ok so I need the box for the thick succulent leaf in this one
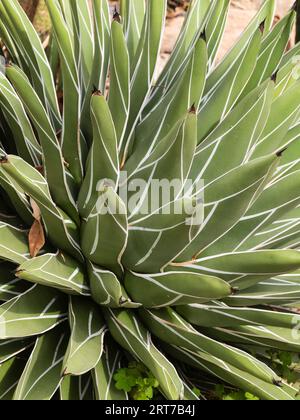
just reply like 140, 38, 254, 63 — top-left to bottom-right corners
14, 326, 68, 400
0, 156, 83, 261
179, 250, 300, 290
81, 188, 127, 278
148, 0, 210, 109
127, 112, 197, 218
204, 325, 300, 353
0, 6, 23, 68
122, 197, 201, 273
221, 170, 300, 253
78, 93, 120, 219
204, 0, 276, 95
62, 296, 106, 376
60, 374, 94, 401
0, 338, 32, 364
0, 0, 61, 126
0, 74, 41, 166
88, 263, 140, 309
0, 167, 33, 226
0, 284, 67, 339
135, 37, 207, 157
251, 81, 300, 158
178, 304, 300, 329
206, 0, 230, 69
177, 153, 280, 261
190, 80, 274, 184
17, 253, 90, 297
122, 0, 167, 161
81, 0, 110, 140
45, 0, 84, 184
0, 357, 26, 401
108, 18, 130, 151
104, 308, 184, 400
124, 271, 232, 308
197, 27, 262, 143
226, 273, 300, 307
120, 0, 145, 63
163, 344, 297, 401
69, 0, 94, 95
139, 307, 279, 385
93, 337, 128, 400
0, 222, 30, 264
274, 43, 300, 97
5, 65, 79, 223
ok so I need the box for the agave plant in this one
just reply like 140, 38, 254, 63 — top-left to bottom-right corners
0, 0, 300, 401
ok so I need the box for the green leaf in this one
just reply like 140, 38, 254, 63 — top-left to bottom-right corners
122, 0, 167, 161
184, 249, 300, 290
62, 296, 106, 376
197, 26, 262, 142
0, 0, 61, 127
45, 0, 84, 184
88, 263, 140, 309
109, 18, 130, 152
14, 326, 68, 400
104, 308, 184, 400
81, 188, 128, 278
125, 271, 232, 307
120, 0, 146, 64
78, 94, 120, 218
0, 222, 30, 264
17, 253, 90, 296
0, 357, 26, 400
60, 374, 94, 401
0, 285, 67, 339
93, 337, 128, 400
0, 74, 41, 166
0, 338, 32, 364
140, 307, 279, 385
5, 65, 79, 223
0, 156, 83, 261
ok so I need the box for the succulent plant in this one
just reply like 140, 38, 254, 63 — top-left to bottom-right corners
0, 0, 300, 401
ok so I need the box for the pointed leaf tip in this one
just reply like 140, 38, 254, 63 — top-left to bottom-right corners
231, 287, 240, 295
271, 70, 279, 82
189, 104, 197, 114
200, 30, 207, 42
276, 147, 288, 157
259, 19, 266, 33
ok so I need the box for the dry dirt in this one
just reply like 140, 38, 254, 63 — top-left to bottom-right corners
160, 0, 295, 70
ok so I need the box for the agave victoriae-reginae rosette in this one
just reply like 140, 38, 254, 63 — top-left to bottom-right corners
0, 0, 300, 401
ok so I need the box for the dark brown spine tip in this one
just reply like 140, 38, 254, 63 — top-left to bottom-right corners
200, 30, 207, 42
189, 104, 196, 114
259, 19, 266, 33
276, 147, 288, 157
271, 71, 278, 83
292, 1, 298, 12
92, 85, 102, 96
0, 155, 8, 164
273, 379, 283, 387
231, 287, 240, 295
113, 6, 121, 22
